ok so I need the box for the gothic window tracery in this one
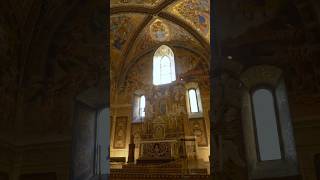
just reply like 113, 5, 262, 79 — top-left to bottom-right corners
153, 45, 176, 85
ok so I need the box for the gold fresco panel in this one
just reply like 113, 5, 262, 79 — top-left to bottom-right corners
113, 116, 128, 149
110, 13, 146, 52
128, 17, 198, 61
150, 19, 170, 42
189, 118, 208, 147
167, 0, 210, 42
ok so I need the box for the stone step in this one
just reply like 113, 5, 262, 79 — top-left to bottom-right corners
109, 173, 211, 180
111, 168, 208, 175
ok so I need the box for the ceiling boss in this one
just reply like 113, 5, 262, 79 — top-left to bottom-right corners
150, 19, 170, 42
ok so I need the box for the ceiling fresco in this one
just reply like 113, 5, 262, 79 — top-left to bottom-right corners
110, 0, 211, 87
127, 17, 198, 61
111, 0, 165, 7
167, 0, 210, 42
150, 19, 170, 42
110, 13, 146, 51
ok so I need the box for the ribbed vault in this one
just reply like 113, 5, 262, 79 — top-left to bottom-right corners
110, 0, 210, 87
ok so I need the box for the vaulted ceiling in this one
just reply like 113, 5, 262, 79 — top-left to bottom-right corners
110, 0, 210, 86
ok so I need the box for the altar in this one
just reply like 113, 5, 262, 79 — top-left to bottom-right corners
133, 84, 198, 164
137, 139, 178, 163
136, 136, 198, 164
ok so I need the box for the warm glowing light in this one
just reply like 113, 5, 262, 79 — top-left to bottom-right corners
153, 45, 176, 85
188, 89, 199, 113
139, 95, 145, 118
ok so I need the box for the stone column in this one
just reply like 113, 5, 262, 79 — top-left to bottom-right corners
210, 0, 224, 177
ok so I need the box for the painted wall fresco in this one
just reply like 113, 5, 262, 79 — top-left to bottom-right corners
167, 0, 210, 41
112, 47, 210, 153
189, 118, 208, 146
110, 14, 146, 92
123, 48, 206, 96
131, 123, 142, 145
113, 116, 129, 149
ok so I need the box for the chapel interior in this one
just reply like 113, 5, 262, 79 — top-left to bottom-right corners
0, 0, 320, 180
109, 0, 211, 178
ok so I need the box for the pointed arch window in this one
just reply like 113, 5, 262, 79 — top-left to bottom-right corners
153, 45, 176, 85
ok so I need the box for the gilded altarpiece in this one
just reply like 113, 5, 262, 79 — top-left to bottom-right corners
136, 83, 188, 161
141, 83, 187, 139
115, 47, 210, 161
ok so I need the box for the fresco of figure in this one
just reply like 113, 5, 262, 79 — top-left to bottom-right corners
146, 99, 154, 119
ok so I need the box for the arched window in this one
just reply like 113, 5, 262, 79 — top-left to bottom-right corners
241, 66, 299, 179
153, 45, 176, 85
185, 83, 203, 118
188, 89, 199, 113
252, 88, 282, 161
139, 95, 145, 118
133, 92, 146, 123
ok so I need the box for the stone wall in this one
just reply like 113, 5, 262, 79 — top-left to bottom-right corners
214, 0, 320, 179
0, 140, 70, 180
0, 0, 106, 179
